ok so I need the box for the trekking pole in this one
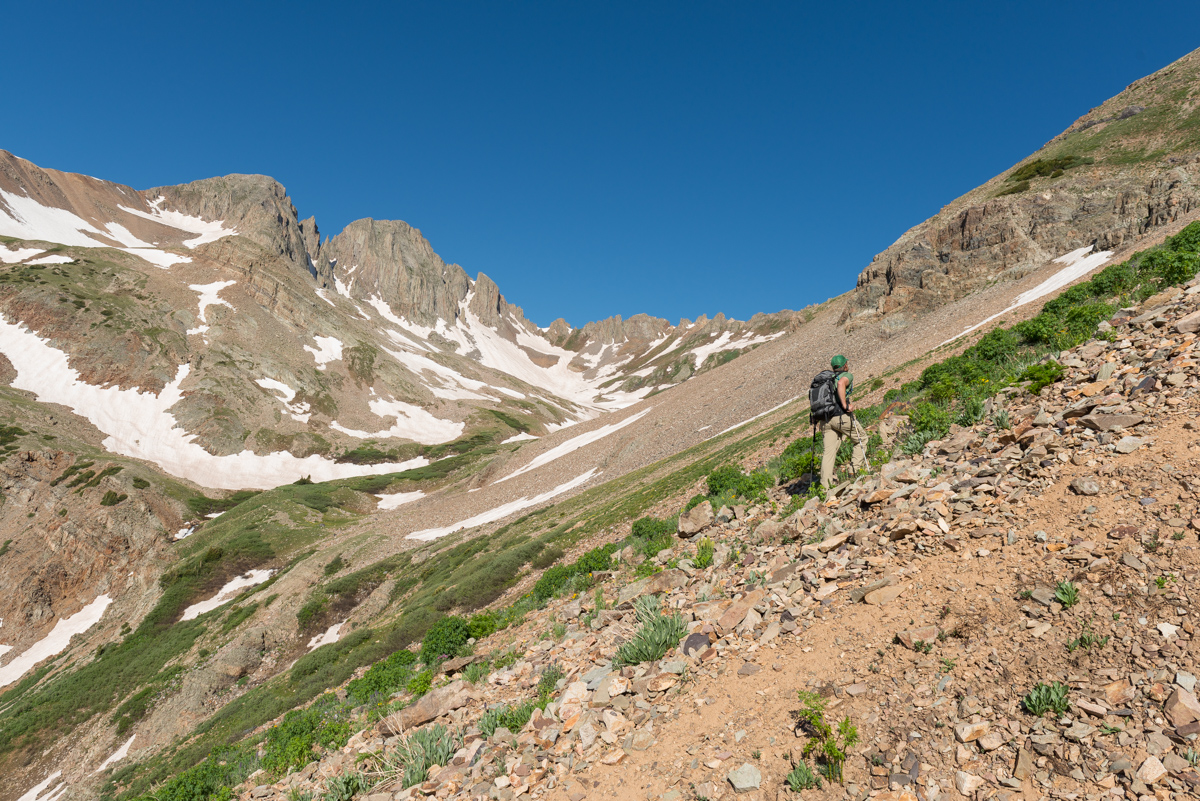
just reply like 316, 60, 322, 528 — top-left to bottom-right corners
810, 419, 817, 491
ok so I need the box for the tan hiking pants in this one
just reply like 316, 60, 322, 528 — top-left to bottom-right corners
821, 414, 866, 488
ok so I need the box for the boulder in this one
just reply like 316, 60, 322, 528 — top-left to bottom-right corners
1175, 308, 1200, 333
389, 680, 473, 731
1069, 477, 1101, 496
678, 502, 714, 535
727, 763, 761, 793
1165, 688, 1200, 726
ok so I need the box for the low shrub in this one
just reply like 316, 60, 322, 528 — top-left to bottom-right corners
420, 617, 470, 665
1023, 681, 1070, 717
612, 595, 687, 667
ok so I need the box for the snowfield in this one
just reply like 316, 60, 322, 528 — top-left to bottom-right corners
0, 188, 192, 267
687, 330, 784, 368
118, 197, 237, 248
0, 595, 112, 689
306, 622, 344, 651
93, 735, 136, 774
304, 335, 344, 369
375, 489, 425, 509
255, 377, 312, 422
0, 315, 433, 489
180, 570, 274, 621
331, 396, 464, 445
0, 244, 42, 263
942, 245, 1114, 346
496, 407, 651, 482
188, 280, 236, 337
17, 771, 65, 801
408, 469, 599, 541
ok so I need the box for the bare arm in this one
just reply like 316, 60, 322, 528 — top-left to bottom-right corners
837, 375, 850, 412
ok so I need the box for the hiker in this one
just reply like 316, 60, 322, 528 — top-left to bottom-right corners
809, 354, 866, 489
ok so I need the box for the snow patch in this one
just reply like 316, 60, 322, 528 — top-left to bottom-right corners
709, 398, 795, 439
315, 288, 336, 307
190, 281, 235, 323
118, 198, 237, 248
501, 432, 538, 444
0, 245, 42, 263
304, 336, 343, 369
94, 734, 136, 773
375, 489, 425, 510
17, 771, 63, 801
28, 254, 73, 265
306, 622, 345, 651
0, 189, 192, 268
0, 315, 432, 489
687, 330, 784, 368
330, 397, 464, 445
382, 344, 490, 400
408, 469, 598, 541
255, 377, 311, 422
496, 408, 650, 483
0, 595, 112, 688
180, 570, 274, 621
941, 245, 1114, 347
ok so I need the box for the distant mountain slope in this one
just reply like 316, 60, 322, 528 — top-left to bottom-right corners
844, 45, 1200, 336
0, 151, 793, 491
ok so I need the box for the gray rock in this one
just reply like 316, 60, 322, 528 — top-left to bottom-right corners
681, 632, 710, 658
1069, 477, 1101, 496
678, 502, 714, 535
727, 763, 762, 793
1115, 436, 1147, 454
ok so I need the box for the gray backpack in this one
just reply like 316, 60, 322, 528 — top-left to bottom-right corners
809, 370, 843, 423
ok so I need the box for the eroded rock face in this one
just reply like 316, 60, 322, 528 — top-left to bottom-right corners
842, 46, 1200, 338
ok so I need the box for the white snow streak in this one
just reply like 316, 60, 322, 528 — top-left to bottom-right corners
0, 189, 191, 267
118, 198, 237, 248
255, 377, 311, 422
496, 408, 650, 483
304, 336, 343, 369
383, 344, 491, 400
94, 735, 136, 773
188, 281, 236, 334
315, 288, 336, 307
306, 622, 345, 651
28, 254, 73, 265
16, 771, 63, 801
0, 595, 112, 688
941, 245, 1114, 347
501, 432, 538, 444
0, 244, 42, 263
709, 398, 795, 440
0, 315, 431, 489
408, 469, 598, 541
180, 570, 274, 621
330, 397, 464, 445
375, 489, 425, 510
687, 330, 784, 368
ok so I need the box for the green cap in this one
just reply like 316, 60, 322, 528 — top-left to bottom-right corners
831, 354, 847, 368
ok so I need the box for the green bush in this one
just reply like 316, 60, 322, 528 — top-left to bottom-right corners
100, 491, 127, 506
346, 649, 417, 705
420, 617, 470, 665
1018, 361, 1064, 394
1009, 155, 1092, 182
406, 669, 433, 697
532, 543, 618, 602
631, 515, 675, 559
705, 465, 773, 503
478, 700, 537, 738
260, 694, 354, 777
694, 537, 714, 569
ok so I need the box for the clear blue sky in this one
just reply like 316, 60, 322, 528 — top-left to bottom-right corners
5, 2, 1199, 328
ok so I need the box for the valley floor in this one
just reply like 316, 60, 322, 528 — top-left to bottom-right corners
203, 250, 1200, 801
